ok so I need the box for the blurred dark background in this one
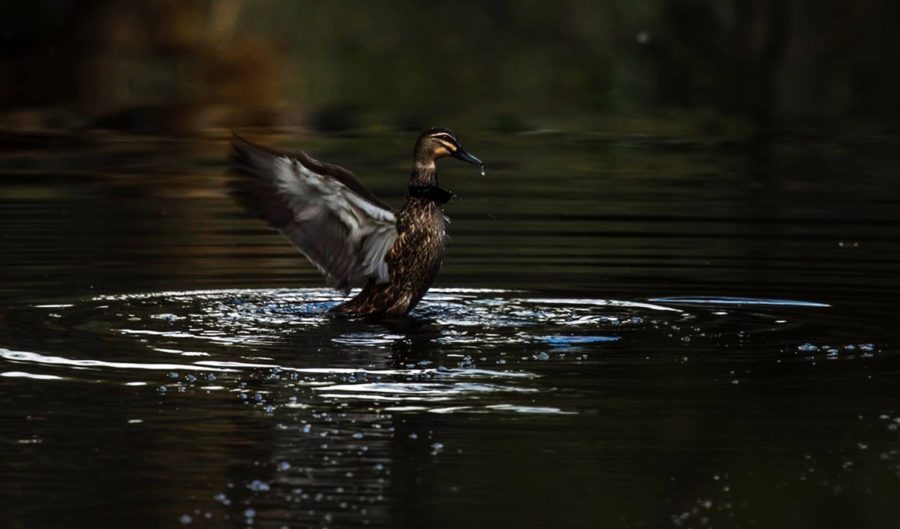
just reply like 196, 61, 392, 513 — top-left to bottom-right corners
2, 6, 900, 528
1, 0, 898, 138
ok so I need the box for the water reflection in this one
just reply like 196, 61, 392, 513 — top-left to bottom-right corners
4, 286, 900, 527
2, 288, 659, 414
2, 131, 900, 528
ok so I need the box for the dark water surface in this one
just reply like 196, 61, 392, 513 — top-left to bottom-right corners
2, 131, 900, 528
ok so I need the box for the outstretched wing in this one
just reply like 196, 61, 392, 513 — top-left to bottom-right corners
229, 136, 398, 292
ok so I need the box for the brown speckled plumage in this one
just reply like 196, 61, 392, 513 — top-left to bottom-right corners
229, 128, 482, 318
332, 197, 447, 316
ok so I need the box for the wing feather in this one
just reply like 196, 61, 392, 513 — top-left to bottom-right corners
229, 136, 398, 291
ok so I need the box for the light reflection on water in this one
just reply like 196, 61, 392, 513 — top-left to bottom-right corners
5, 286, 893, 419
2, 134, 900, 528
3, 285, 898, 528
3, 288, 657, 419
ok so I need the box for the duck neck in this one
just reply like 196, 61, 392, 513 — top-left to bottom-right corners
408, 159, 452, 204
410, 159, 438, 187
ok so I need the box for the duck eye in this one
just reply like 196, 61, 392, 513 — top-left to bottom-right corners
430, 133, 457, 149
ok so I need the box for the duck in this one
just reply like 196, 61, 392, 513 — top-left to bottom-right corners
229, 128, 483, 317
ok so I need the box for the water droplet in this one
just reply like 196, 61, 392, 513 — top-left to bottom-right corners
480, 165, 485, 177
247, 479, 270, 492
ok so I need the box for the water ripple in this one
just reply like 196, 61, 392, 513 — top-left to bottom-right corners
649, 296, 831, 308
0, 347, 237, 373
316, 382, 539, 396
1, 370, 64, 381
2, 286, 882, 421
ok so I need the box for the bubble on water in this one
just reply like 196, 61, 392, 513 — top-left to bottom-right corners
153, 313, 184, 321
541, 335, 620, 348
536, 352, 550, 361
178, 514, 193, 524
247, 480, 270, 492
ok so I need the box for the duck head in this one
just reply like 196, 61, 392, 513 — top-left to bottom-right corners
414, 127, 483, 168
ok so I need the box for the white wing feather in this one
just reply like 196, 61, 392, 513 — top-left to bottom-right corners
230, 139, 398, 291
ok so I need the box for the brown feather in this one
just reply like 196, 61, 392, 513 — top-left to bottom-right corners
229, 135, 398, 291
228, 128, 476, 317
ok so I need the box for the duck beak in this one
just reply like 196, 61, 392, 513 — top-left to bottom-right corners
452, 146, 483, 166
